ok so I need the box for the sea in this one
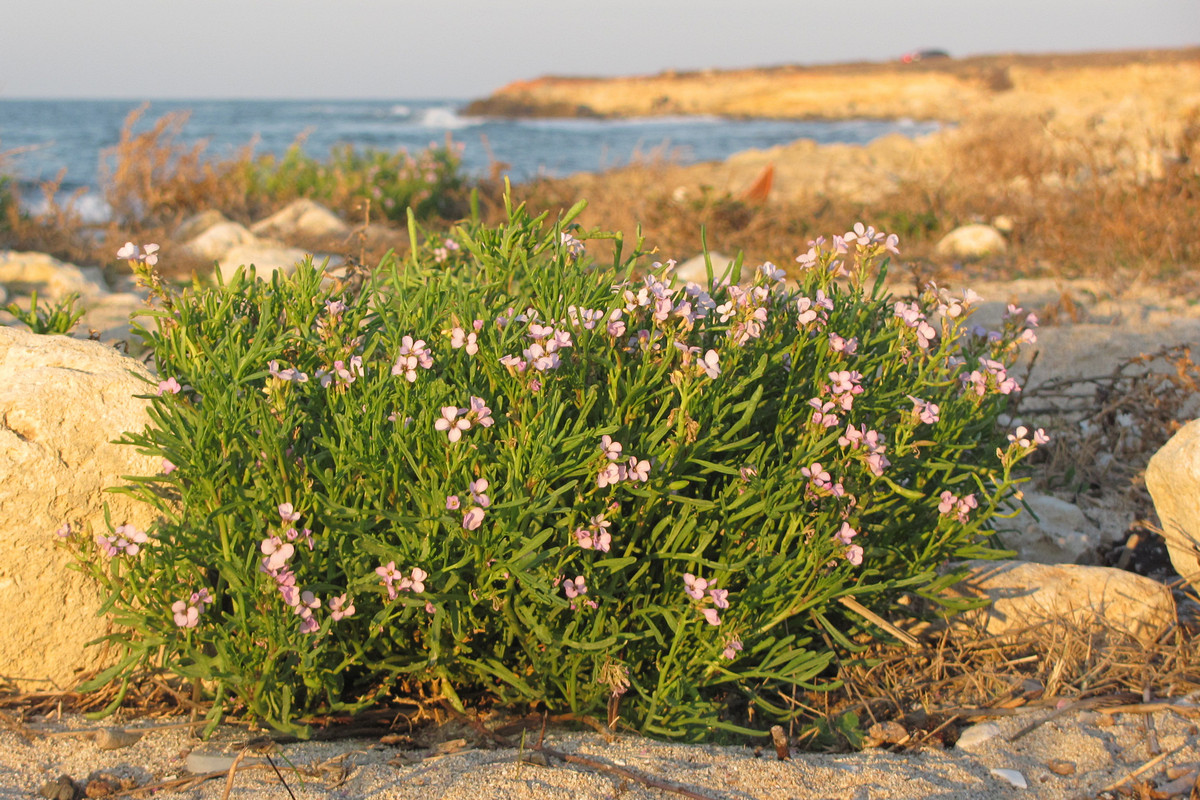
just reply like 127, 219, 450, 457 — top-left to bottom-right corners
0, 98, 941, 221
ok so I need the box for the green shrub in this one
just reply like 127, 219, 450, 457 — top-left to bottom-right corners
5, 290, 86, 335
71, 200, 1043, 740
241, 139, 467, 223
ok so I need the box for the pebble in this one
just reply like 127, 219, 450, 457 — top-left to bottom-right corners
1046, 759, 1077, 776
990, 768, 1028, 788
955, 721, 1002, 751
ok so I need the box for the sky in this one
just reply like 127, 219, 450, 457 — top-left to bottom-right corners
1, 0, 1196, 100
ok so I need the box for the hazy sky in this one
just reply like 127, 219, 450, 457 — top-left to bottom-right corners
2, 0, 1196, 99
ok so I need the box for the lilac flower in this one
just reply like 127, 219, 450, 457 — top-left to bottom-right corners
1008, 426, 1049, 448
328, 594, 355, 621
376, 561, 403, 600
162, 458, 177, 475
722, 638, 744, 660
845, 545, 864, 566
278, 502, 301, 523
626, 457, 651, 483
469, 478, 491, 508
700, 349, 721, 379
261, 535, 294, 572
683, 573, 709, 601
116, 242, 159, 266
435, 406, 471, 442
560, 231, 585, 259
809, 398, 839, 428
446, 494, 461, 511
709, 588, 730, 609
701, 608, 722, 626
156, 377, 182, 396
601, 435, 623, 461
828, 332, 858, 355
835, 522, 858, 545
597, 462, 625, 489
449, 327, 479, 355
563, 575, 588, 598
55, 523, 71, 539
463, 507, 485, 531
398, 567, 427, 593
172, 600, 200, 628
801, 462, 833, 492
392, 336, 434, 382
467, 396, 494, 428
908, 396, 940, 425
938, 490, 979, 523
759, 262, 786, 282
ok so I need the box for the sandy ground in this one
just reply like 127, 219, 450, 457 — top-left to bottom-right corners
3, 702, 1200, 800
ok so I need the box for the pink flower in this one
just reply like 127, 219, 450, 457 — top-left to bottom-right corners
172, 600, 200, 628
626, 457, 650, 483
845, 545, 864, 566
162, 458, 177, 475
435, 406, 471, 442
469, 478, 491, 508
722, 638, 744, 660
700, 349, 721, 379
329, 593, 355, 621
709, 588, 730, 609
683, 573, 708, 601
563, 575, 587, 598
601, 435, 623, 461
468, 396, 494, 427
908, 396, 940, 425
597, 462, 624, 489
156, 377, 182, 396
835, 522, 858, 545
463, 507, 485, 530
278, 502, 300, 523
445, 494, 461, 511
260, 536, 294, 572
701, 608, 722, 626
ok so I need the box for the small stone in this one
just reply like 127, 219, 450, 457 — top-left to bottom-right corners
955, 721, 1002, 751
1046, 759, 1077, 776
93, 727, 143, 750
38, 775, 78, 800
990, 768, 1028, 789
864, 721, 909, 747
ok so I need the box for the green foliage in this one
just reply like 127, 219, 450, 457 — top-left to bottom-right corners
241, 139, 467, 223
5, 290, 86, 335
69, 198, 1042, 741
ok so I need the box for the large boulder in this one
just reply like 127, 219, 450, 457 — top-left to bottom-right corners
181, 221, 263, 262
0, 327, 160, 691
933, 224, 1007, 261
216, 245, 312, 283
1145, 418, 1200, 589
0, 251, 109, 302
947, 560, 1175, 643
250, 199, 351, 240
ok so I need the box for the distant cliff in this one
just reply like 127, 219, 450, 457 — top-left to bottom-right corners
463, 48, 1200, 122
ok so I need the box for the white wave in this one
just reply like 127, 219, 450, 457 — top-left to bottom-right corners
21, 191, 112, 224
390, 104, 411, 117
419, 107, 480, 130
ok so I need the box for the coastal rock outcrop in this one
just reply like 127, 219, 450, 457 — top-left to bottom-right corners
250, 199, 352, 241
0, 327, 160, 691
0, 251, 108, 303
1145, 418, 1200, 590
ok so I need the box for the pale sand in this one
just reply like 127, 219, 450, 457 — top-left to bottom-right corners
3, 703, 1199, 800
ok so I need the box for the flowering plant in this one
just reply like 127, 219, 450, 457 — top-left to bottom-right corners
73, 200, 1042, 740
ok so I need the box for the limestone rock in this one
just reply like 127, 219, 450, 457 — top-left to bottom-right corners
251, 199, 351, 241
1145, 419, 1200, 589
933, 224, 1007, 261
172, 209, 230, 242
0, 251, 109, 302
947, 560, 1175, 643
181, 221, 263, 262
78, 293, 153, 348
0, 326, 161, 691
1003, 493, 1102, 564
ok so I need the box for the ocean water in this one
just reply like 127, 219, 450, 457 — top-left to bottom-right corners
0, 98, 940, 219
